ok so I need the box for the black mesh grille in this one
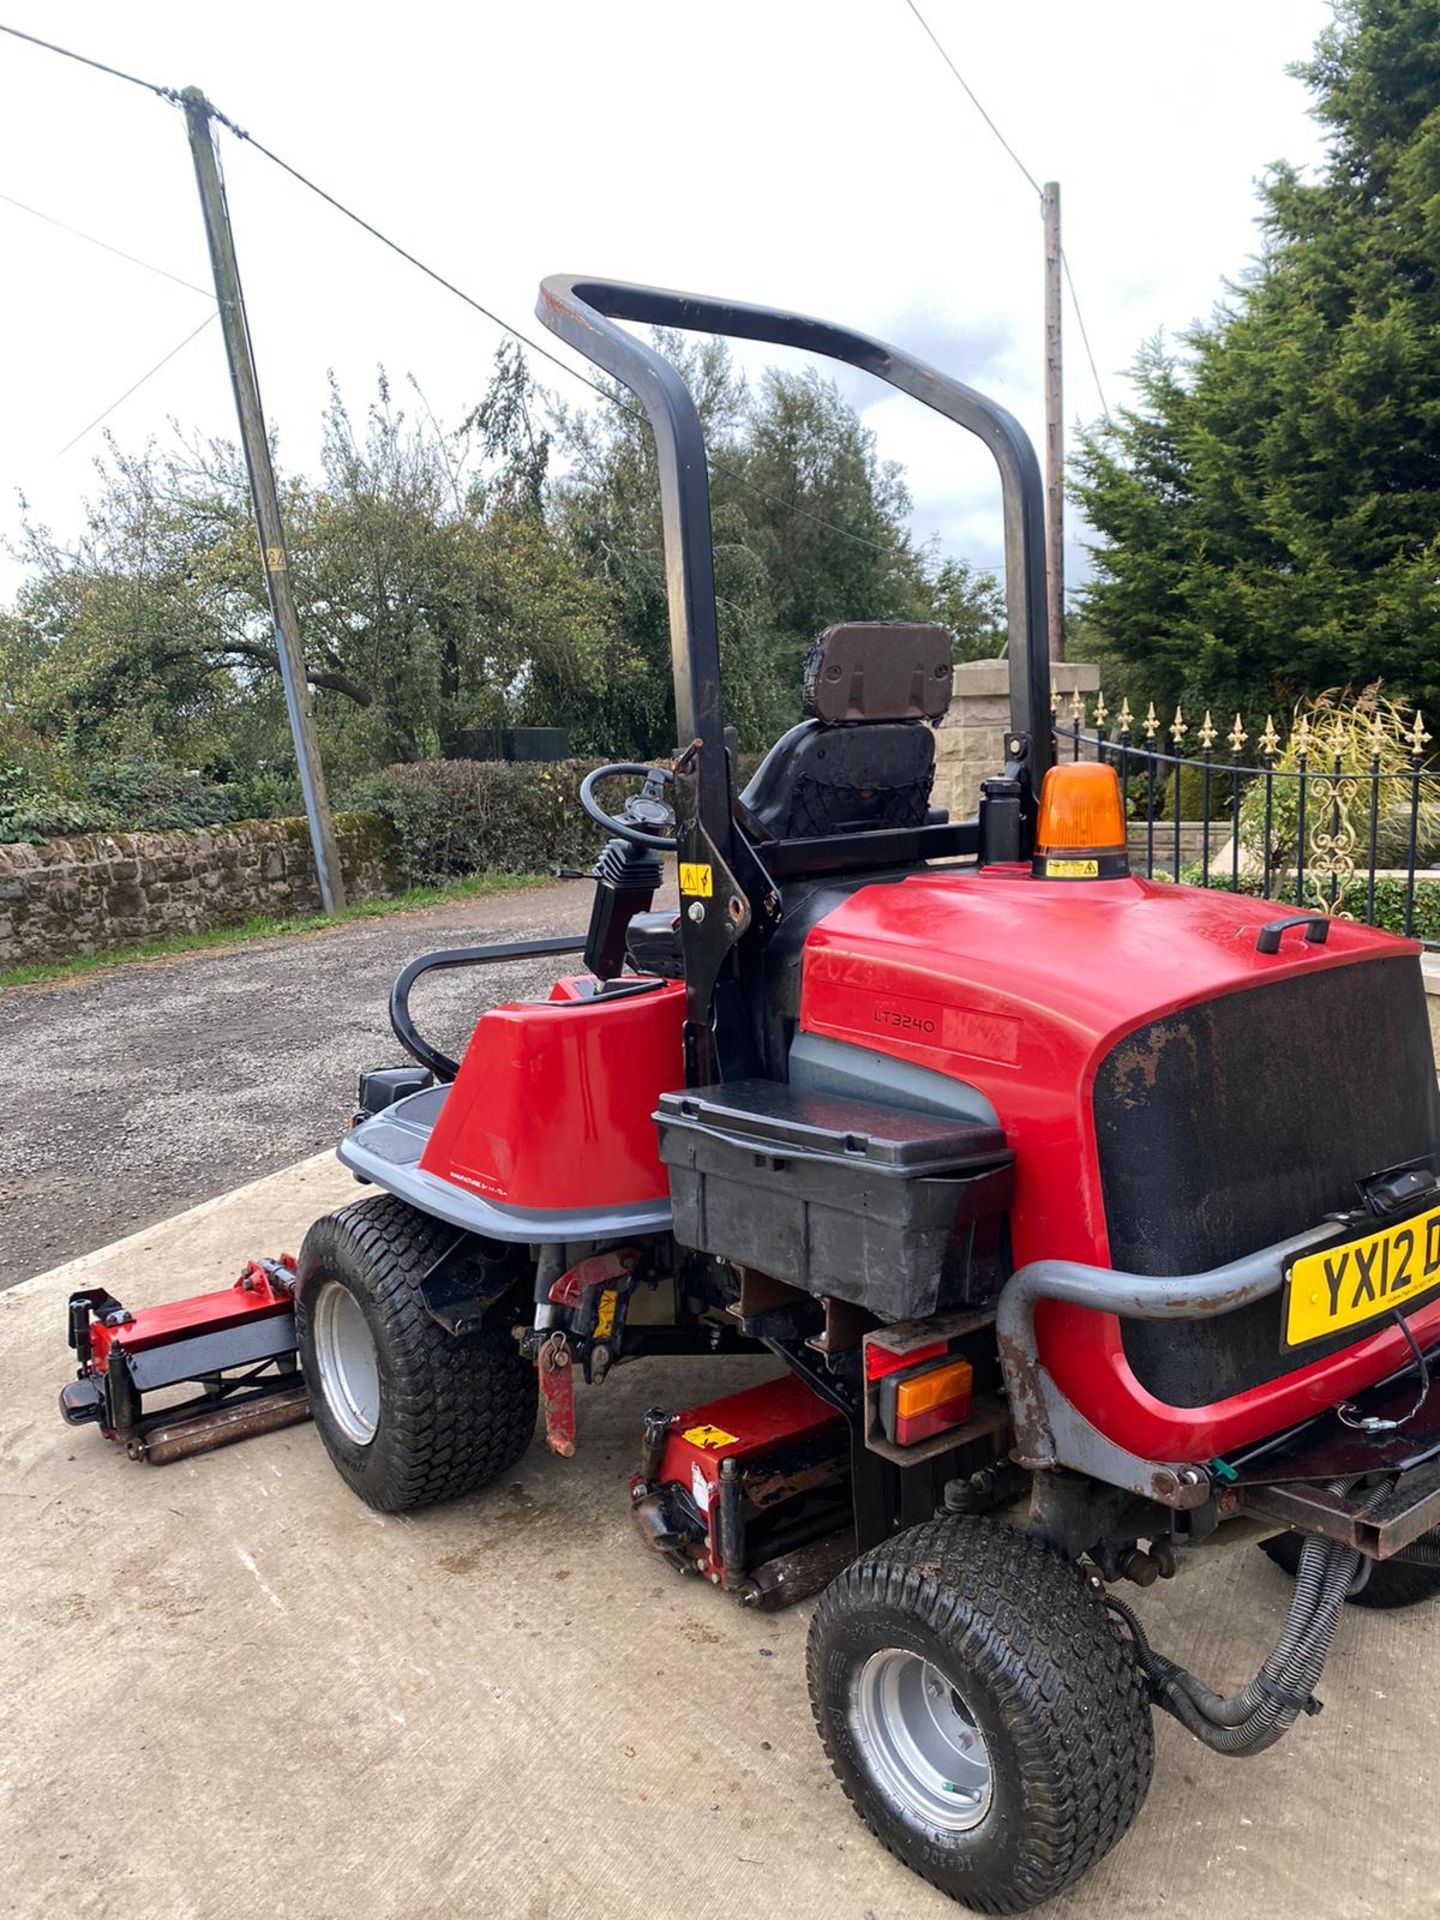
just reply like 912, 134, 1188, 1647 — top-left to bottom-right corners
1094, 956, 1440, 1407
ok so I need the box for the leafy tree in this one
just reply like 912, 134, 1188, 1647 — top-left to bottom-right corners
550, 332, 777, 753
1, 332, 1004, 811
553, 343, 1000, 753
0, 357, 618, 775
919, 555, 1006, 661
1074, 0, 1440, 721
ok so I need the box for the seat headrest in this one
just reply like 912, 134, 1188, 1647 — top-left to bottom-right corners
800, 623, 954, 724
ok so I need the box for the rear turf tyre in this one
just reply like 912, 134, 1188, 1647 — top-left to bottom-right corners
806, 1516, 1154, 1915
1260, 1528, 1440, 1609
296, 1196, 536, 1513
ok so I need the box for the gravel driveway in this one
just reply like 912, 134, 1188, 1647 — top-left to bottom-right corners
0, 877, 600, 1289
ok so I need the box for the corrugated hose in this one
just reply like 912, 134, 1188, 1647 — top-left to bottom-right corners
1106, 1475, 1395, 1757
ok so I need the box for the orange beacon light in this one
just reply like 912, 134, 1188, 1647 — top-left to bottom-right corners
1032, 761, 1130, 880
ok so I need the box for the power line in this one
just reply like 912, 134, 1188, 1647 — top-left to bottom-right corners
56, 309, 218, 456
0, 189, 212, 297
1060, 249, 1111, 420
900, 0, 1041, 200
898, 0, 1112, 420
0, 19, 176, 100
202, 102, 945, 565
203, 102, 635, 413
0, 24, 997, 571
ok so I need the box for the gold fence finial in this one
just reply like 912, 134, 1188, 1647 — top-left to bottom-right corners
1199, 710, 1218, 749
1118, 696, 1133, 732
1170, 703, 1188, 745
1143, 701, 1159, 739
1409, 709, 1432, 755
1228, 712, 1248, 754
1069, 687, 1086, 723
1260, 714, 1280, 756
1093, 690, 1109, 726
1294, 713, 1313, 757
1050, 683, 1060, 716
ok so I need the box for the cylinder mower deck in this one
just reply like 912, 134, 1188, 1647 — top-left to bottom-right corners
60, 1257, 310, 1465
630, 1372, 854, 1610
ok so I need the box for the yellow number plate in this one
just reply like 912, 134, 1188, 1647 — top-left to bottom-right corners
1283, 1203, 1440, 1348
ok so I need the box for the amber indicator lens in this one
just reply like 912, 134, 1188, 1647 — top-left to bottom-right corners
881, 1355, 974, 1447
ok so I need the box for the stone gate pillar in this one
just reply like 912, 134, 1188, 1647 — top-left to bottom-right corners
931, 658, 1101, 819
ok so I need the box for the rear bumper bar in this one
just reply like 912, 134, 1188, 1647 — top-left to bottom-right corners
995, 1224, 1341, 1509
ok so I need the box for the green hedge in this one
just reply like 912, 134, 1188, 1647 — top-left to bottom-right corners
0, 757, 262, 845
1176, 867, 1440, 942
350, 753, 771, 887
347, 759, 608, 885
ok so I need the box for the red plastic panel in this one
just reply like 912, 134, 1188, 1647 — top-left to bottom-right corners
800, 867, 1435, 1460
419, 979, 685, 1210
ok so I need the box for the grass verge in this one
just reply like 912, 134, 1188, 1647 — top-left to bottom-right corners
0, 870, 551, 994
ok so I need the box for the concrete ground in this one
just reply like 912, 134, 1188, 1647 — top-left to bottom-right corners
0, 875, 599, 1290
4, 1155, 1436, 1919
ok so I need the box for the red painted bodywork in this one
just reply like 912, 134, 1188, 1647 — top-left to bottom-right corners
800, 868, 1440, 1463
419, 978, 685, 1209
90, 1258, 295, 1372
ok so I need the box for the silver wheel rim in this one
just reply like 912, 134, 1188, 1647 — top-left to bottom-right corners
851, 1649, 993, 1833
311, 1281, 381, 1445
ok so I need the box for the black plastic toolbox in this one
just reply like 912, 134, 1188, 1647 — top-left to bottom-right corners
654, 1079, 1014, 1321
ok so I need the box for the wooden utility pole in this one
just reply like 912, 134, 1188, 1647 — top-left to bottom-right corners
1042, 180, 1064, 663
181, 88, 345, 912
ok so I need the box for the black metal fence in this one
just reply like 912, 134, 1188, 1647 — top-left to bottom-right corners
1052, 691, 1439, 949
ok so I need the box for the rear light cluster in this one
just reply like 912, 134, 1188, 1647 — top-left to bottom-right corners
868, 1340, 975, 1448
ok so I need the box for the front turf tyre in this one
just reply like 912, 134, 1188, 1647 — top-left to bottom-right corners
807, 1516, 1154, 1915
296, 1196, 536, 1513
1260, 1528, 1440, 1609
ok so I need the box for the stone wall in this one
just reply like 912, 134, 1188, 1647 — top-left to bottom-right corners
932, 658, 1101, 819
0, 812, 400, 965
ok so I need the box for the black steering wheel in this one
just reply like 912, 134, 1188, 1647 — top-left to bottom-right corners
579, 762, 677, 851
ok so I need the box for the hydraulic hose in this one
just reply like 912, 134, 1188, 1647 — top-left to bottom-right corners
1108, 1476, 1393, 1758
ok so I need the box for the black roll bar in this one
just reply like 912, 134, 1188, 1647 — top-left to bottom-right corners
536, 275, 1054, 860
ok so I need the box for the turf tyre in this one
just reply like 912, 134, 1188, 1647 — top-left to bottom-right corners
806, 1515, 1154, 1915
297, 1195, 536, 1512
1260, 1528, 1440, 1608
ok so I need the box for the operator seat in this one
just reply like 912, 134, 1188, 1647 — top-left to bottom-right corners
623, 623, 954, 980
738, 623, 954, 841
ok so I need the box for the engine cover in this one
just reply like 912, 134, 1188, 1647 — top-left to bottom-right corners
799, 868, 1440, 1460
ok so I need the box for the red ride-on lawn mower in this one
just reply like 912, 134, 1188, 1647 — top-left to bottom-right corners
294, 279, 1440, 1913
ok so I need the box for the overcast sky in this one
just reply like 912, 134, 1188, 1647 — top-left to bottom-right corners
0, 1, 1332, 608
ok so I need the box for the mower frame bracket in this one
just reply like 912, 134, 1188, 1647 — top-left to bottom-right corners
1239, 1457, 1440, 1559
